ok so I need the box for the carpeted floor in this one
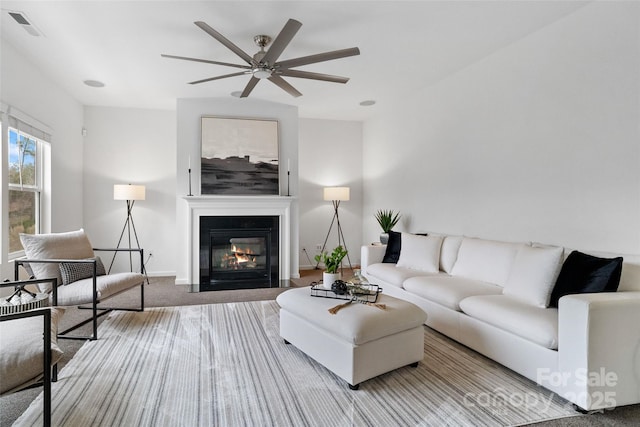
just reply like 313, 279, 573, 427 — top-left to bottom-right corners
2, 273, 639, 426
12, 301, 577, 426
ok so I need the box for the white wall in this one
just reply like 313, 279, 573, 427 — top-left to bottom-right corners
363, 2, 640, 255
299, 118, 363, 269
175, 97, 299, 283
82, 106, 176, 275
0, 40, 84, 279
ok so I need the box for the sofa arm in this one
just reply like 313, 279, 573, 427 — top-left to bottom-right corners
360, 244, 387, 276
556, 291, 640, 410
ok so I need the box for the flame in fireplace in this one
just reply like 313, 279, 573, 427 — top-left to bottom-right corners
230, 244, 257, 267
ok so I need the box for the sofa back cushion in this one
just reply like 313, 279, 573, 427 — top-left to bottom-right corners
440, 235, 463, 273
450, 237, 521, 286
396, 233, 443, 273
503, 245, 564, 308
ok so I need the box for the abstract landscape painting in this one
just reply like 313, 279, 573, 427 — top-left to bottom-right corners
201, 116, 279, 195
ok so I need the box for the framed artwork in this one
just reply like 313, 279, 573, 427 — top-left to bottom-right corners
201, 116, 279, 195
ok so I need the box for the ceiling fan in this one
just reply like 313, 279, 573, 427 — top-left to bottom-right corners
162, 19, 360, 98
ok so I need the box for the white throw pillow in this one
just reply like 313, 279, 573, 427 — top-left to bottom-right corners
450, 238, 521, 286
503, 245, 564, 308
396, 233, 443, 273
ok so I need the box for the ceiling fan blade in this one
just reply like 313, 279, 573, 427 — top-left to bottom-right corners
278, 69, 349, 84
267, 75, 302, 98
188, 71, 249, 85
276, 47, 360, 69
261, 19, 302, 66
240, 77, 260, 98
194, 21, 254, 65
161, 54, 250, 70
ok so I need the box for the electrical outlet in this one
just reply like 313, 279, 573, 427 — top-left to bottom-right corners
315, 244, 322, 251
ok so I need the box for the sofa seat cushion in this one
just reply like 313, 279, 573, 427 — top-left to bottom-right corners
56, 272, 144, 306
365, 263, 437, 288
459, 295, 559, 350
403, 275, 502, 311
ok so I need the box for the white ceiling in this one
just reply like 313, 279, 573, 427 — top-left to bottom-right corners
0, 1, 589, 121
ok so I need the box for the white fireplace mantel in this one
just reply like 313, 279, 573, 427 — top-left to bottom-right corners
180, 195, 295, 285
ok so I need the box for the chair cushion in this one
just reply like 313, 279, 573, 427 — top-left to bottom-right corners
365, 263, 437, 288
0, 308, 65, 395
56, 272, 144, 306
20, 229, 94, 291
459, 295, 559, 350
403, 275, 502, 311
503, 245, 564, 308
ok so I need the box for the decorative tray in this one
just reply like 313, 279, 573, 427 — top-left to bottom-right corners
310, 282, 382, 303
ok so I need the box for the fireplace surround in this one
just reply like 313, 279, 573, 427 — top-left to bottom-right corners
181, 195, 294, 288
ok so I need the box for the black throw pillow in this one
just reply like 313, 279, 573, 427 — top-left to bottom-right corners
382, 231, 402, 263
549, 250, 623, 307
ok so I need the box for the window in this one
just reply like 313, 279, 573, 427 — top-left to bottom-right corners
8, 128, 42, 254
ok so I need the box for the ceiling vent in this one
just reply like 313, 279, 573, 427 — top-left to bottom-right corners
8, 11, 41, 36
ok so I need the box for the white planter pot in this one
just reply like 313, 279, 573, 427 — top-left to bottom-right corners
322, 272, 340, 290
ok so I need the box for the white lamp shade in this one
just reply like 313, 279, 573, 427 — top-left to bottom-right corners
323, 187, 350, 201
114, 184, 146, 201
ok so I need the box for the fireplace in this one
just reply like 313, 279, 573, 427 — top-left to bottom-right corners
179, 195, 296, 287
199, 216, 279, 291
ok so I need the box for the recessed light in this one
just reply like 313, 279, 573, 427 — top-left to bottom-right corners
231, 91, 242, 97
360, 100, 376, 106
84, 80, 105, 88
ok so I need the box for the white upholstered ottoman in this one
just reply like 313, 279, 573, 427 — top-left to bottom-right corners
276, 287, 427, 389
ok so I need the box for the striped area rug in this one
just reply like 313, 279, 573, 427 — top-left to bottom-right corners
16, 301, 579, 426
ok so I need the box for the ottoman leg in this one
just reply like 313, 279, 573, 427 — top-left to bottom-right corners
348, 383, 360, 390
284, 339, 290, 344
410, 362, 419, 368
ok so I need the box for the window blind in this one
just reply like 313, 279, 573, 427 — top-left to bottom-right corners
2, 104, 52, 142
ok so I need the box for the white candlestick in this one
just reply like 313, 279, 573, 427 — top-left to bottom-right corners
189, 155, 191, 169
287, 158, 290, 172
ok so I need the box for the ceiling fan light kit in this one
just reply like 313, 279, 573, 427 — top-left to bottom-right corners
162, 19, 360, 98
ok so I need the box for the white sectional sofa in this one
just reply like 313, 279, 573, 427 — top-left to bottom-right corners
361, 233, 640, 411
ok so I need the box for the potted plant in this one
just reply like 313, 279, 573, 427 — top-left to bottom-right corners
375, 209, 401, 244
315, 246, 348, 289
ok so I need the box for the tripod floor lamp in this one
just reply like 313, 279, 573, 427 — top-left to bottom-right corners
111, 184, 148, 283
315, 186, 353, 271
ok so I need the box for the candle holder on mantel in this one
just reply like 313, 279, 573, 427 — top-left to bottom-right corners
287, 170, 290, 196
187, 168, 193, 196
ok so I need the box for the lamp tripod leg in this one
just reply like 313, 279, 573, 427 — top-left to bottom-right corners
315, 211, 338, 269
334, 202, 352, 273
127, 211, 149, 284
109, 214, 130, 274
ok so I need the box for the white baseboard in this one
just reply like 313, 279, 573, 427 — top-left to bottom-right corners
146, 271, 176, 278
